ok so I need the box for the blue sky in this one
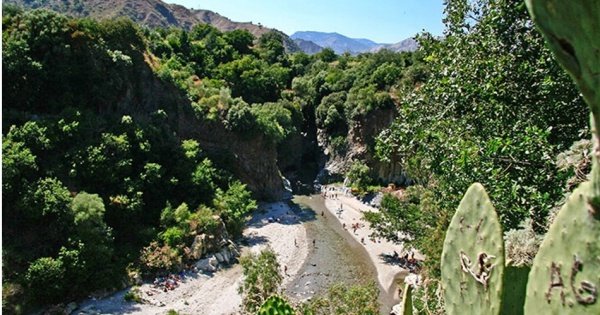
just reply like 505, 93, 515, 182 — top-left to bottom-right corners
166, 1, 445, 44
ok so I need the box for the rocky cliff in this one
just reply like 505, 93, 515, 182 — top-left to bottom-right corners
318, 107, 407, 185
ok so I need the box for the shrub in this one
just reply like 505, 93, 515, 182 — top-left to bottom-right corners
239, 248, 282, 313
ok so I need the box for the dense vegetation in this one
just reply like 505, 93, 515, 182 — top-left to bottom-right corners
364, 0, 587, 312
2, 0, 589, 313
2, 4, 424, 312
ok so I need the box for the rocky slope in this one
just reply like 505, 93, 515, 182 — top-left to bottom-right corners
317, 106, 407, 185
293, 38, 324, 55
291, 31, 377, 54
5, 0, 301, 52
370, 38, 419, 53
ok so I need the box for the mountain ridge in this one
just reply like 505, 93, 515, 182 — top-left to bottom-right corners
4, 0, 302, 52
291, 30, 418, 54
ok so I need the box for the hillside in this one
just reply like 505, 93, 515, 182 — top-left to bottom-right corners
4, 0, 301, 52
293, 38, 323, 55
371, 38, 419, 53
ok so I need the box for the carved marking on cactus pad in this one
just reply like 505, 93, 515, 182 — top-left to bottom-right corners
459, 251, 496, 290
586, 196, 600, 219
546, 256, 598, 306
570, 255, 598, 305
475, 218, 484, 233
546, 262, 566, 305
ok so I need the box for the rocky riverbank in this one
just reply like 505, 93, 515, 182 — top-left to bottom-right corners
74, 201, 309, 315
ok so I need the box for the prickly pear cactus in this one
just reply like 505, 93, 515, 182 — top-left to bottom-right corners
441, 183, 505, 315
500, 266, 530, 315
524, 2, 600, 314
524, 182, 600, 314
258, 295, 295, 315
525, 0, 600, 117
401, 283, 413, 315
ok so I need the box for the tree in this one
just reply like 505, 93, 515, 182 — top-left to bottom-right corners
371, 0, 587, 281
25, 257, 65, 305
315, 47, 337, 63
213, 181, 257, 238
70, 192, 114, 286
346, 161, 372, 193
239, 248, 282, 313
300, 282, 380, 315
224, 29, 255, 56
257, 31, 286, 64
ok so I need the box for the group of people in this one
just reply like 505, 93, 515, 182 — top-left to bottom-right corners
391, 250, 421, 272
321, 185, 351, 200
152, 273, 185, 293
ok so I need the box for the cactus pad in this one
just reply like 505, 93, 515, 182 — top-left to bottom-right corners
524, 182, 600, 314
500, 266, 530, 315
258, 295, 295, 315
401, 283, 413, 315
441, 183, 505, 315
525, 0, 600, 125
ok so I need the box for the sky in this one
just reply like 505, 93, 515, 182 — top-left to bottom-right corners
166, 1, 445, 44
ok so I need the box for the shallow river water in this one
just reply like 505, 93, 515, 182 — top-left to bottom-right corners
286, 195, 395, 314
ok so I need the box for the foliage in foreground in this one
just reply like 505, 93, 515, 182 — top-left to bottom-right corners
368, 0, 587, 282
299, 282, 379, 315
239, 248, 283, 314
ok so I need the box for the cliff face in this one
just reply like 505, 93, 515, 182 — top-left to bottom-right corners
95, 54, 285, 200
318, 107, 407, 184
178, 117, 285, 201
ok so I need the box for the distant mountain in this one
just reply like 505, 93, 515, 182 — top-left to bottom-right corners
4, 0, 301, 52
354, 38, 380, 48
290, 31, 375, 54
293, 39, 323, 55
291, 31, 418, 55
371, 38, 419, 53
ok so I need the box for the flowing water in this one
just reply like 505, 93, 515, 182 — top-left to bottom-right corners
286, 195, 395, 314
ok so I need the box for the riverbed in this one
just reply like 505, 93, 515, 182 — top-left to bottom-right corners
73, 195, 399, 314
287, 195, 397, 314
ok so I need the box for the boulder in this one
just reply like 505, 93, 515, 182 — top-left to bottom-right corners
222, 248, 230, 264
208, 256, 219, 269
195, 257, 217, 272
190, 234, 206, 259
65, 302, 78, 314
215, 252, 225, 264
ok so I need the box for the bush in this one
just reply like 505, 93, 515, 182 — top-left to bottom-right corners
25, 257, 65, 305
300, 282, 379, 315
504, 219, 543, 267
124, 286, 142, 303
140, 242, 182, 274
239, 248, 282, 313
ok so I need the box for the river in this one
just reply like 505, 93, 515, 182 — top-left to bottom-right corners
286, 195, 396, 314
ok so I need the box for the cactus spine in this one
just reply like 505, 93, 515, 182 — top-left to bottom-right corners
441, 183, 505, 315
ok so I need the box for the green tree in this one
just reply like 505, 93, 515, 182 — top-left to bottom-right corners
301, 282, 380, 315
70, 192, 114, 286
213, 181, 257, 238
315, 47, 337, 63
239, 248, 282, 313
24, 257, 65, 305
346, 161, 372, 193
